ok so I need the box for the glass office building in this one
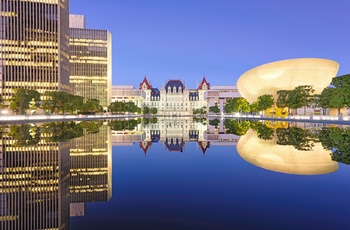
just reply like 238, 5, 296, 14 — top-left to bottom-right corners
0, 0, 70, 100
69, 14, 112, 108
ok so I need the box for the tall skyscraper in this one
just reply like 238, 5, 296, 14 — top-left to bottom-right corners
69, 14, 112, 109
0, 0, 70, 101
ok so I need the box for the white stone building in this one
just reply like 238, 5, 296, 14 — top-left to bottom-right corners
111, 76, 241, 115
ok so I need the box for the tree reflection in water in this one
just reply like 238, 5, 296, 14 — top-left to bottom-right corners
224, 119, 350, 165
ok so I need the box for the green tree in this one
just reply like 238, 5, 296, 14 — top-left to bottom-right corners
276, 90, 291, 113
0, 95, 6, 109
68, 95, 84, 114
209, 118, 220, 127
143, 106, 150, 115
150, 117, 158, 123
143, 117, 150, 125
150, 107, 158, 115
249, 102, 259, 114
108, 101, 124, 114
10, 88, 40, 114
8, 124, 41, 146
276, 127, 315, 151
43, 91, 84, 114
42, 91, 68, 114
79, 120, 104, 134
293, 85, 315, 115
288, 89, 304, 111
257, 94, 274, 113
225, 98, 249, 113
318, 75, 350, 115
81, 98, 103, 114
318, 87, 345, 114
193, 106, 206, 115
224, 119, 250, 136
250, 121, 274, 140
317, 127, 350, 165
108, 119, 141, 131
41, 121, 84, 142
209, 106, 220, 114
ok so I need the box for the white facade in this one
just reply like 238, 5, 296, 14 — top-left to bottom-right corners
111, 85, 145, 108
205, 86, 241, 113
111, 77, 241, 114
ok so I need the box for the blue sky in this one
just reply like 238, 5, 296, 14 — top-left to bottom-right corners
70, 0, 349, 89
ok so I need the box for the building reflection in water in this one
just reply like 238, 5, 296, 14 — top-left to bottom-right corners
69, 123, 112, 217
112, 118, 340, 176
0, 121, 112, 229
0, 118, 344, 228
236, 128, 339, 175
0, 124, 71, 229
112, 117, 241, 154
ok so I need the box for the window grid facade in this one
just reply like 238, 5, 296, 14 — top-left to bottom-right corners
0, 0, 70, 100
0, 136, 70, 229
69, 28, 112, 108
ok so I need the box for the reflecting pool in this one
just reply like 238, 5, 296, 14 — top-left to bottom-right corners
0, 118, 350, 229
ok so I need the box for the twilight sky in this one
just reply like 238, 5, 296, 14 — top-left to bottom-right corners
70, 0, 350, 89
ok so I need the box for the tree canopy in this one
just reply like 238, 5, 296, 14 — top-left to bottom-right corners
257, 94, 274, 112
10, 88, 41, 114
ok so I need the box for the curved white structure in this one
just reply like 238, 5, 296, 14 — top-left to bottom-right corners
236, 58, 339, 103
236, 129, 338, 175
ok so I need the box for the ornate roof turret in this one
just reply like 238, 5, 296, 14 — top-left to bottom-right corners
198, 76, 210, 90
198, 141, 210, 154
139, 75, 151, 90
165, 138, 185, 152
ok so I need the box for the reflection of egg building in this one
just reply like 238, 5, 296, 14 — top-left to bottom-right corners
237, 58, 339, 104
236, 129, 338, 175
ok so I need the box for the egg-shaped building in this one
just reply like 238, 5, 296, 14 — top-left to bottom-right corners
236, 129, 338, 175
236, 58, 339, 103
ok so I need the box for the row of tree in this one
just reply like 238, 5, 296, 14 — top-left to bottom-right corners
108, 101, 141, 114
7, 120, 104, 146
224, 74, 350, 115
222, 119, 350, 165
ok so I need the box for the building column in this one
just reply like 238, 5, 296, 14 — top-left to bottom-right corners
219, 99, 224, 113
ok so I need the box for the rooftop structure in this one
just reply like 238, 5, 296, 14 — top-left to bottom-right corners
237, 58, 339, 103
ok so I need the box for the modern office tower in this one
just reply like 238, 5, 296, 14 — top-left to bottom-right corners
69, 123, 112, 206
0, 0, 70, 101
0, 125, 71, 229
69, 14, 112, 109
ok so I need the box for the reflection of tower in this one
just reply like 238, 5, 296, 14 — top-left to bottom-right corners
164, 138, 185, 152
198, 141, 210, 154
139, 141, 152, 155
0, 128, 71, 229
69, 124, 112, 216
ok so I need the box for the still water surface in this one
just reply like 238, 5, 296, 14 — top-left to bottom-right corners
1, 118, 350, 229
